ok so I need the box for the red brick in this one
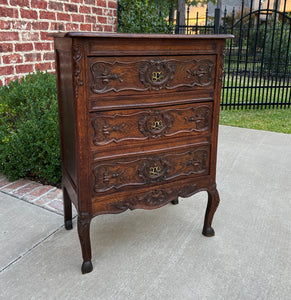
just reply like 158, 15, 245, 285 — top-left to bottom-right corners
49, 1, 63, 11
40, 31, 54, 41
13, 182, 42, 197
22, 32, 39, 41
0, 43, 13, 53
92, 7, 102, 15
0, 20, 11, 30
35, 42, 51, 51
97, 0, 106, 7
85, 15, 96, 23
32, 21, 49, 30
12, 20, 31, 30
43, 51, 54, 61
10, 0, 29, 6
103, 8, 114, 16
35, 62, 52, 71
0, 177, 12, 188
5, 76, 20, 85
104, 25, 114, 32
16, 64, 34, 74
0, 32, 19, 41
15, 43, 33, 52
92, 24, 104, 31
108, 0, 117, 9
79, 5, 90, 14
84, 0, 95, 4
64, 4, 78, 12
46, 199, 64, 213
3, 54, 23, 64
0, 7, 19, 18
57, 12, 70, 21
70, 0, 83, 3
1, 179, 31, 193
97, 16, 107, 24
71, 14, 84, 22
31, 0, 47, 9
80, 24, 91, 31
24, 53, 42, 62
66, 23, 79, 31
22, 185, 55, 201
50, 22, 65, 31
0, 0, 8, 4
39, 11, 56, 20
20, 9, 38, 20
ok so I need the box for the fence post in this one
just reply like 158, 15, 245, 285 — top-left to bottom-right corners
214, 7, 221, 34
175, 11, 180, 34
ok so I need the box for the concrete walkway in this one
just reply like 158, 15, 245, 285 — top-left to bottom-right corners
0, 125, 291, 300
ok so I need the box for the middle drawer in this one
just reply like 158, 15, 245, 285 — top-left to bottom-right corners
89, 102, 213, 155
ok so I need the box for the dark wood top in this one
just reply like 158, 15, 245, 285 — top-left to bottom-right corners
49, 32, 233, 39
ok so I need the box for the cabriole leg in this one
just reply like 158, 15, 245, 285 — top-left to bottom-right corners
202, 185, 220, 237
77, 216, 93, 274
63, 187, 73, 230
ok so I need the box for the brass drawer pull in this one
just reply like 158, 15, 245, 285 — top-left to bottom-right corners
151, 120, 164, 131
149, 166, 162, 177
152, 71, 164, 82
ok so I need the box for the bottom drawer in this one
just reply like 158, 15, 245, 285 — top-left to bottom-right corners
91, 144, 210, 194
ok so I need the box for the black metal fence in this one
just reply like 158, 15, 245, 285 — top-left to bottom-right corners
176, 0, 291, 109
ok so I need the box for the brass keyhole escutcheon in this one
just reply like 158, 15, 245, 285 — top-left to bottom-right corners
152, 71, 164, 82
149, 166, 162, 177
151, 120, 163, 131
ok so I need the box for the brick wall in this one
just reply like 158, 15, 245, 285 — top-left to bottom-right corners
0, 0, 117, 86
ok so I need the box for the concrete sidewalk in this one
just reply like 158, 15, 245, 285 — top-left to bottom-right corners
0, 125, 291, 299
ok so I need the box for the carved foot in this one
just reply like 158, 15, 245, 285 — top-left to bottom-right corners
202, 226, 215, 237
81, 260, 93, 274
77, 216, 92, 274
203, 185, 220, 237
171, 199, 179, 205
65, 219, 73, 230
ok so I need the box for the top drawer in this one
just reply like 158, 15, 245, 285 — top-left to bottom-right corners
87, 55, 216, 106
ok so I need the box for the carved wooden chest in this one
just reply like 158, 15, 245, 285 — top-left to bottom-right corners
53, 33, 230, 274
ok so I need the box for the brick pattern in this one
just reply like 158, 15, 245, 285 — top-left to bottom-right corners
0, 174, 77, 216
0, 0, 117, 85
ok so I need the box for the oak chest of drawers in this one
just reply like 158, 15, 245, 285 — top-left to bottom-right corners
53, 32, 230, 274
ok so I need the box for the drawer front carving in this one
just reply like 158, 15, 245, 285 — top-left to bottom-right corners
88, 56, 215, 96
92, 146, 210, 193
91, 103, 212, 146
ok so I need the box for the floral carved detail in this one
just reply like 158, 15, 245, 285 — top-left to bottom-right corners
93, 148, 209, 193
184, 106, 211, 130
138, 111, 174, 139
91, 62, 124, 93
186, 60, 214, 86
109, 183, 198, 212
139, 59, 176, 90
72, 46, 84, 99
218, 47, 226, 82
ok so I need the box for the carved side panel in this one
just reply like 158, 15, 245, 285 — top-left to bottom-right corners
93, 147, 209, 193
91, 104, 212, 146
89, 56, 215, 94
72, 45, 84, 99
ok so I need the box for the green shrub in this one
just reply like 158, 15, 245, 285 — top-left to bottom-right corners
0, 71, 61, 184
118, 0, 172, 33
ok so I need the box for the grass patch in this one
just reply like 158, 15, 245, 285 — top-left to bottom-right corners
219, 108, 291, 134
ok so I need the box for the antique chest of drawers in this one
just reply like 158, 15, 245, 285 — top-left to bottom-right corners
53, 32, 230, 274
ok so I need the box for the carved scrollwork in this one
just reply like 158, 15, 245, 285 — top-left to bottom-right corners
138, 111, 174, 139
109, 183, 198, 212
89, 57, 215, 94
184, 106, 211, 131
138, 157, 171, 183
139, 59, 176, 90
93, 147, 209, 193
72, 45, 84, 99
